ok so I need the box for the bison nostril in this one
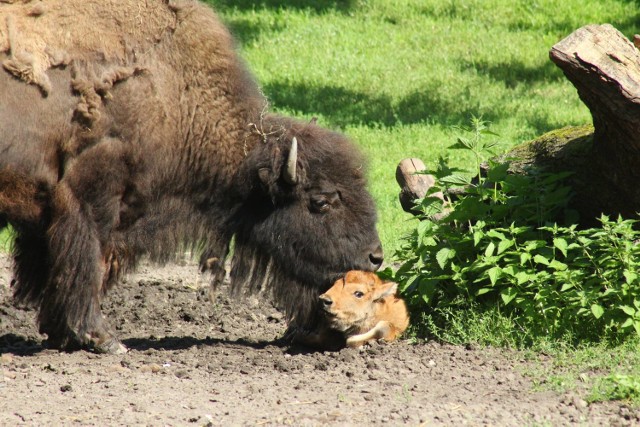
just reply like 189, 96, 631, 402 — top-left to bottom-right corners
369, 245, 384, 270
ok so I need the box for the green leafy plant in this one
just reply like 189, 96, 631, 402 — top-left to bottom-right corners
394, 119, 640, 346
590, 374, 640, 403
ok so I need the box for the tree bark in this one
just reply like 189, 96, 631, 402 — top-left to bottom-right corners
396, 158, 435, 214
548, 24, 640, 220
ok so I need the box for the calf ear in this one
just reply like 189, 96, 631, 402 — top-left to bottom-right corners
372, 281, 398, 301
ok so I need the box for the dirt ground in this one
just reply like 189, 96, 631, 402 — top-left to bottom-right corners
0, 253, 638, 426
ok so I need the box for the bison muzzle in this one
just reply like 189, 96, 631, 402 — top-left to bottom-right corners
0, 0, 383, 353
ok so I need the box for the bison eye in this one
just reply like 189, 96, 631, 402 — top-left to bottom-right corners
311, 197, 330, 213
353, 291, 364, 298
310, 192, 339, 214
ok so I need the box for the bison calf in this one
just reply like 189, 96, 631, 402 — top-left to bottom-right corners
295, 271, 409, 349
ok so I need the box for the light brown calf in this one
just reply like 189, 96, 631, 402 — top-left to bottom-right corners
295, 270, 409, 349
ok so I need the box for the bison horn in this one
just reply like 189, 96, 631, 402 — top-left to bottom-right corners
283, 137, 298, 185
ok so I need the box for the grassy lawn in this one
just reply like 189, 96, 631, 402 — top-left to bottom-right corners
208, 0, 638, 254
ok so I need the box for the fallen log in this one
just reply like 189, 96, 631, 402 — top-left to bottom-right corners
396, 158, 435, 214
547, 24, 640, 221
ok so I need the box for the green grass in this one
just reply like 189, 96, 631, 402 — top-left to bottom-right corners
0, 228, 11, 252
208, 0, 639, 254
526, 338, 640, 405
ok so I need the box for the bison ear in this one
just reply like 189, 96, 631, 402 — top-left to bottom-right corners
373, 281, 398, 301
256, 138, 301, 192
258, 167, 271, 186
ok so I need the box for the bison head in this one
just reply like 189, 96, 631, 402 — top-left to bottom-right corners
231, 115, 383, 327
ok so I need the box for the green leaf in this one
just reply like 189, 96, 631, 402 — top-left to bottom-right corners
515, 271, 530, 285
533, 254, 549, 266
497, 239, 515, 254
485, 242, 495, 257
416, 220, 431, 240
620, 305, 636, 316
560, 282, 574, 292
476, 287, 492, 296
487, 230, 507, 240
473, 230, 484, 246
449, 136, 472, 150
502, 265, 516, 277
487, 266, 502, 285
500, 287, 517, 305
591, 304, 605, 319
553, 238, 568, 257
549, 260, 568, 271
624, 270, 638, 284
486, 162, 509, 182
440, 174, 472, 186
436, 247, 453, 270
418, 279, 439, 304
520, 253, 531, 265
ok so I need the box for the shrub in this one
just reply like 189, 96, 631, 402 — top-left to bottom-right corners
393, 118, 640, 345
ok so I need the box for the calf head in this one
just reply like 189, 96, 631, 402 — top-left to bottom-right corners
319, 270, 397, 333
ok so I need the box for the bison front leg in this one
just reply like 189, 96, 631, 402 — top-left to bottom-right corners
38, 139, 137, 354
38, 183, 126, 354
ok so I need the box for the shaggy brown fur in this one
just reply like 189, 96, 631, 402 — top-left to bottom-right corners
0, 0, 382, 353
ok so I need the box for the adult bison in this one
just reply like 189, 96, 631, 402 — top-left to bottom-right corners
0, 0, 383, 353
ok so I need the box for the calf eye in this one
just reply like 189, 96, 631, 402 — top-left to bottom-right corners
353, 291, 364, 298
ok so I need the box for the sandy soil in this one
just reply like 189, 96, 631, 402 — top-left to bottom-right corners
0, 253, 638, 426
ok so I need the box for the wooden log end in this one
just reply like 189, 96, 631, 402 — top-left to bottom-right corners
396, 158, 436, 214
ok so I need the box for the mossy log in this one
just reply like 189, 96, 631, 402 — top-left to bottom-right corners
496, 125, 605, 224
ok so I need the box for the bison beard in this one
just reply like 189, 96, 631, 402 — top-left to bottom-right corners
0, 0, 383, 353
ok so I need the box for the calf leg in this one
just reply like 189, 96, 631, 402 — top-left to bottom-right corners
346, 321, 392, 348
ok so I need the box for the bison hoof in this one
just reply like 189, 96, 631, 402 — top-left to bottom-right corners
90, 337, 128, 354
44, 332, 128, 354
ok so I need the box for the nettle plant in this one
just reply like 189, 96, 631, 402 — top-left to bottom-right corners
394, 118, 640, 344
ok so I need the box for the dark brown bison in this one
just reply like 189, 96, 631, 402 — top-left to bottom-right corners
0, 0, 383, 353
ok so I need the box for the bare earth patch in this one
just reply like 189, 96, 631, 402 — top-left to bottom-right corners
0, 254, 637, 426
